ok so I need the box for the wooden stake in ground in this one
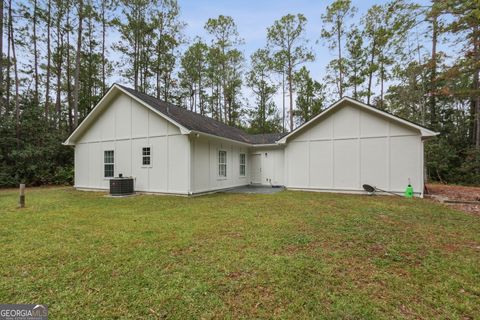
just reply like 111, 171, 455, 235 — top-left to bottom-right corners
19, 184, 25, 208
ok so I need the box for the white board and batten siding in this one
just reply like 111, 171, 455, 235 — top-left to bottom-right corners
250, 147, 285, 186
74, 93, 190, 194
284, 102, 424, 195
190, 135, 250, 194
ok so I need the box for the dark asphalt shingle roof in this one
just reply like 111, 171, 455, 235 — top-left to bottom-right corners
118, 84, 284, 145
247, 133, 287, 144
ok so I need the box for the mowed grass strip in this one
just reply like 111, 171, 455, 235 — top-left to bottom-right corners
0, 187, 479, 319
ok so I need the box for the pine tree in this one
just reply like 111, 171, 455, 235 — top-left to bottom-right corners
345, 27, 366, 100
179, 40, 208, 114
321, 0, 356, 99
267, 14, 314, 131
205, 15, 243, 124
441, 0, 480, 148
246, 49, 280, 133
151, 0, 183, 102
72, 0, 83, 127
294, 66, 325, 124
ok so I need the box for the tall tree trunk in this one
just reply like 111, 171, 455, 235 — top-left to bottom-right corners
261, 87, 266, 133
45, 0, 52, 118
367, 38, 376, 105
101, 0, 107, 95
156, 64, 160, 99
379, 58, 384, 109
66, 2, 73, 132
88, 12, 93, 112
217, 82, 221, 121
288, 61, 293, 132
430, 12, 438, 130
9, 0, 19, 139
337, 20, 343, 98
55, 6, 64, 124
73, 0, 83, 128
0, 0, 3, 107
191, 84, 195, 112
222, 49, 227, 124
282, 70, 285, 133
223, 79, 227, 123
156, 40, 161, 99
473, 25, 480, 148
163, 73, 169, 102
5, 0, 11, 110
198, 64, 202, 114
33, 0, 39, 105
353, 67, 358, 100
415, 28, 426, 125
133, 15, 139, 91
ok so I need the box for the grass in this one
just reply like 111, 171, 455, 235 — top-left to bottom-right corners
0, 187, 479, 319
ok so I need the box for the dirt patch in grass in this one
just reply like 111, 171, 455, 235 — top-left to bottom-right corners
427, 184, 480, 201
426, 184, 480, 215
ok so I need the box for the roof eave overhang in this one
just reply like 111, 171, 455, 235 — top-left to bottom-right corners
189, 130, 252, 147
251, 143, 282, 148
421, 131, 440, 140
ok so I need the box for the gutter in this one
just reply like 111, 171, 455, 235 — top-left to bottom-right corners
251, 143, 282, 148
189, 131, 253, 147
189, 131, 283, 148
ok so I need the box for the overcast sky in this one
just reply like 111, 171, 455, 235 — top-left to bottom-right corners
179, 0, 428, 81
137, 0, 429, 113
10, 0, 441, 105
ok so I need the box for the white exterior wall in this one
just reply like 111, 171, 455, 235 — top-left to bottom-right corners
284, 103, 424, 196
250, 147, 285, 186
74, 93, 190, 194
190, 135, 250, 194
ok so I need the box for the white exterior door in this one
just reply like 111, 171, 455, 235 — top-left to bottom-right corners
250, 154, 262, 184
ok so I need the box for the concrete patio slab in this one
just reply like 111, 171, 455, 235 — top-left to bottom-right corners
223, 185, 285, 194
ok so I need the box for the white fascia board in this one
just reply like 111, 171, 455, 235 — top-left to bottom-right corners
190, 131, 284, 148
251, 143, 282, 148
190, 131, 252, 147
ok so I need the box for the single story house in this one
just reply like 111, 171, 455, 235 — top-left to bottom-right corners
63, 84, 438, 197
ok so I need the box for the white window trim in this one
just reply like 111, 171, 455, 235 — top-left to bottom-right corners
218, 149, 227, 180
141, 146, 153, 168
239, 153, 246, 177
103, 149, 115, 179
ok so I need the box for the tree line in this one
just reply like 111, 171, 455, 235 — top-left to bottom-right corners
0, 0, 479, 186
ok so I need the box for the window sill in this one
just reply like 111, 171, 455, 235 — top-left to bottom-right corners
217, 177, 227, 181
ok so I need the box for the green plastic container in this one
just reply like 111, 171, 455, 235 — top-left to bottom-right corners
404, 184, 414, 198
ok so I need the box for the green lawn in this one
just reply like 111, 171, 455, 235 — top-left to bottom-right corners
0, 187, 479, 319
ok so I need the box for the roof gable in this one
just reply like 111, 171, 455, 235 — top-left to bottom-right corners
63, 85, 191, 145
278, 97, 438, 144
